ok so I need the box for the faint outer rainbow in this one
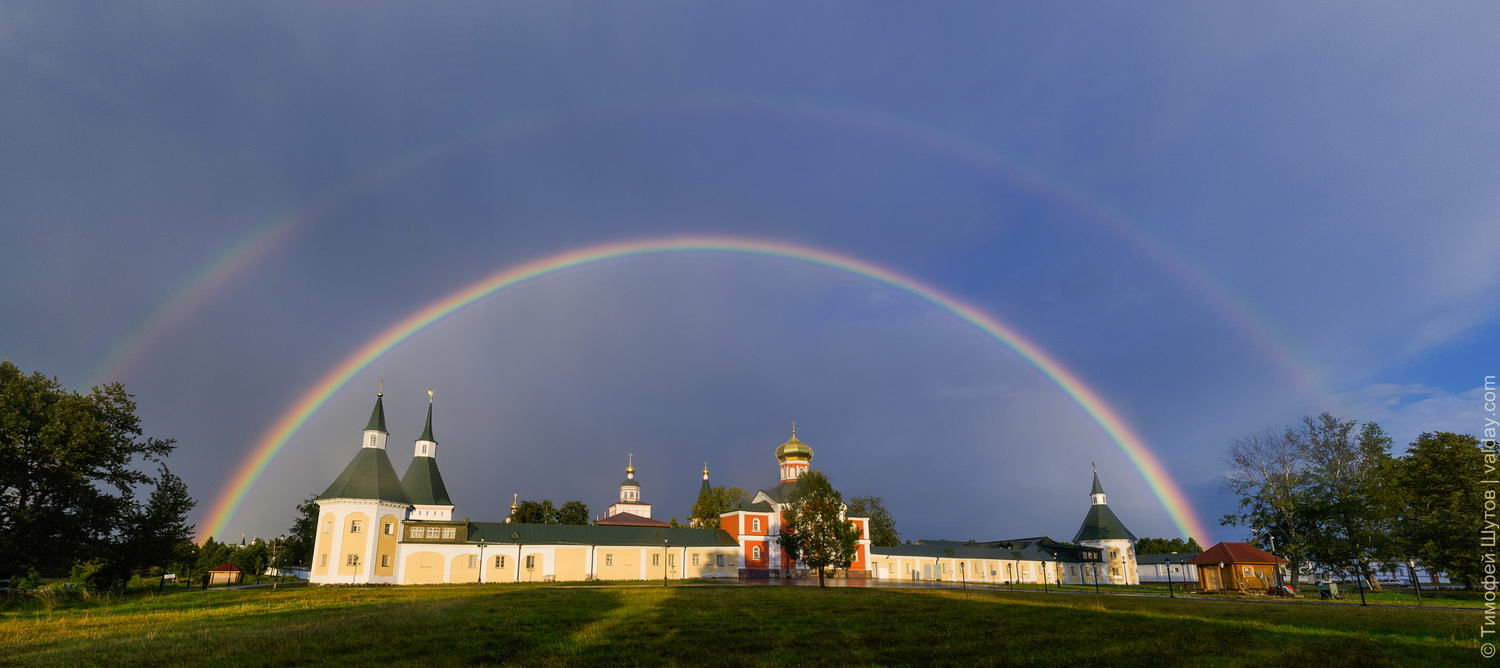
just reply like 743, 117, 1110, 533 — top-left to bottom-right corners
202, 236, 1213, 543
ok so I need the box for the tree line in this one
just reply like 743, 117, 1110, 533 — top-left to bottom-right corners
0, 362, 197, 592
1222, 412, 1483, 589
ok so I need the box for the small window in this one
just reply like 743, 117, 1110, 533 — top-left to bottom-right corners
409, 527, 424, 539
667, 553, 675, 567
1243, 566, 1253, 577
425, 527, 442, 538
368, 434, 376, 447
380, 554, 391, 567
468, 555, 478, 569
752, 546, 762, 561
346, 554, 360, 566
318, 554, 327, 567
692, 553, 700, 566
441, 528, 457, 539
322, 518, 333, 534
350, 520, 363, 534
383, 522, 394, 535
652, 554, 660, 566
605, 554, 614, 566
496, 555, 506, 568
752, 518, 761, 532
716, 554, 725, 567
525, 555, 536, 569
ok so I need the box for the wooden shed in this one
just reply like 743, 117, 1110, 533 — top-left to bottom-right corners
208, 563, 243, 585
1187, 542, 1287, 593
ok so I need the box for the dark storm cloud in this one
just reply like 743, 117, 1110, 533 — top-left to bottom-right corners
2, 2, 1497, 543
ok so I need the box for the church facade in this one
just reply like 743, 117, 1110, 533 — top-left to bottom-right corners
308, 393, 1141, 586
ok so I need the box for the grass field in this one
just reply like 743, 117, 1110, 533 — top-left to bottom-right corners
1, 582, 1480, 666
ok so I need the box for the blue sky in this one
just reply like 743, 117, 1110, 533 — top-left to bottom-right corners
2, 2, 1497, 544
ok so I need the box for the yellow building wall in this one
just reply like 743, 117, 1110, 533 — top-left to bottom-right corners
337, 512, 370, 576
403, 551, 444, 584
450, 554, 480, 583
483, 552, 512, 583
554, 548, 587, 581
374, 514, 399, 577
313, 511, 334, 576
594, 548, 642, 580
519, 551, 546, 582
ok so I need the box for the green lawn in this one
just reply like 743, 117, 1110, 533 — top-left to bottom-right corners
1, 582, 1480, 666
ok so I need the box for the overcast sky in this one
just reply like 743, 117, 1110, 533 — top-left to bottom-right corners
3, 2, 1497, 544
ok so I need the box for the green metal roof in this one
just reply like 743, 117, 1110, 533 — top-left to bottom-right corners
620, 478, 640, 488
319, 447, 410, 504
1091, 471, 1105, 495
466, 522, 737, 547
418, 401, 435, 442
1136, 552, 1199, 565
401, 454, 452, 506
759, 479, 802, 504
733, 500, 774, 512
1073, 503, 1137, 542
364, 395, 388, 433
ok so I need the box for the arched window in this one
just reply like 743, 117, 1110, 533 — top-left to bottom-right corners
752, 518, 761, 532
752, 546, 762, 561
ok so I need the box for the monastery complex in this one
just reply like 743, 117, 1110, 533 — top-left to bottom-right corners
309, 394, 1142, 586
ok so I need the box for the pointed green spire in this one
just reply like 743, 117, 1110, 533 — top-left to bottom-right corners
364, 393, 388, 433
419, 392, 436, 443
1091, 470, 1105, 496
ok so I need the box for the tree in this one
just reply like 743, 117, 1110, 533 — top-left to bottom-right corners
690, 486, 749, 528
557, 501, 590, 526
843, 496, 899, 547
1221, 426, 1314, 586
283, 495, 319, 566
1394, 432, 1484, 589
690, 485, 749, 528
1135, 537, 1204, 554
777, 470, 861, 587
511, 499, 587, 524
120, 465, 197, 582
0, 362, 179, 584
1296, 415, 1395, 591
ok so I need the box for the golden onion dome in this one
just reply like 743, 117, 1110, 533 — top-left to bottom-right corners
775, 434, 813, 462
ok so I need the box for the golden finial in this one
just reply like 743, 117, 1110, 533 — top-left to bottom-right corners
790, 420, 797, 438
627, 452, 634, 473
427, 389, 434, 403
377, 378, 384, 397
703, 462, 710, 479
1092, 461, 1097, 473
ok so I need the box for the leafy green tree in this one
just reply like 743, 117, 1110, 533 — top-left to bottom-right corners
0, 362, 180, 585
777, 470, 861, 587
690, 486, 749, 528
1394, 432, 1484, 589
843, 496, 899, 547
1135, 537, 1204, 554
511, 499, 585, 524
557, 501, 590, 525
1296, 415, 1395, 591
283, 495, 319, 566
1221, 425, 1315, 586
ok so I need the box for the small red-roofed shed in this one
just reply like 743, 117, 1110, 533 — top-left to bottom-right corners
1187, 542, 1288, 593
208, 563, 243, 585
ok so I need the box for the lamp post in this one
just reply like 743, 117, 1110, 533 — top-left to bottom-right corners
272, 534, 285, 591
663, 537, 670, 587
960, 561, 966, 589
478, 539, 487, 584
1042, 556, 1049, 593
1408, 559, 1423, 605
1092, 560, 1101, 597
1166, 558, 1175, 598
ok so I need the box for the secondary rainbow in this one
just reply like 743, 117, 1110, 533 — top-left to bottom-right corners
202, 236, 1213, 544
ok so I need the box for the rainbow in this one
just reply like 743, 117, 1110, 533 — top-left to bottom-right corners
88, 97, 1327, 404
202, 236, 1213, 544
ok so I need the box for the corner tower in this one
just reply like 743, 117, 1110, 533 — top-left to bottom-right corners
400, 391, 454, 521
310, 392, 412, 585
1073, 469, 1139, 585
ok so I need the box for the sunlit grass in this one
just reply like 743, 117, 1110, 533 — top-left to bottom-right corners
1, 582, 1478, 666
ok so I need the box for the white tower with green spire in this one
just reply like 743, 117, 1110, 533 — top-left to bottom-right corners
1073, 468, 1139, 585
309, 391, 412, 585
401, 390, 454, 521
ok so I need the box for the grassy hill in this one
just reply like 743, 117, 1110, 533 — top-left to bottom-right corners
1, 583, 1477, 666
